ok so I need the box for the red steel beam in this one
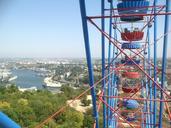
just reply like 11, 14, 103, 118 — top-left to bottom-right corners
101, 95, 171, 102
87, 18, 170, 98
99, 96, 136, 128
88, 18, 171, 126
88, 12, 171, 19
141, 5, 165, 31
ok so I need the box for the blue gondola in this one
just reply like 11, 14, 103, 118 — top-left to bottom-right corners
117, 0, 149, 22
127, 116, 137, 122
121, 56, 140, 65
121, 59, 140, 65
121, 111, 137, 122
123, 100, 139, 109
122, 43, 141, 49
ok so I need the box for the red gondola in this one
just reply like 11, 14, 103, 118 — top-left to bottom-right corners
121, 31, 144, 41
122, 86, 139, 93
122, 72, 141, 79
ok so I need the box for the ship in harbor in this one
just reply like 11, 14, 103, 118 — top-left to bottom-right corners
0, 69, 17, 82
8, 76, 18, 82
42, 77, 62, 89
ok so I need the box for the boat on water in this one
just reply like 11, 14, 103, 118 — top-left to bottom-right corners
8, 76, 18, 82
43, 77, 62, 89
0, 69, 13, 82
18, 86, 37, 92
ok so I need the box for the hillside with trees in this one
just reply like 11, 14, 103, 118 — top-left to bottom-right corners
0, 84, 96, 128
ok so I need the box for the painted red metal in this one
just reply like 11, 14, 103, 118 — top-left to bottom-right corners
98, 97, 136, 128
122, 72, 141, 79
121, 31, 144, 41
88, 12, 171, 19
102, 95, 170, 102
122, 86, 140, 93
86, 13, 171, 127
88, 18, 171, 98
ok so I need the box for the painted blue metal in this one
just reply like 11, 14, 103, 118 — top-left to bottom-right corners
107, 0, 113, 127
113, 88, 118, 128
153, 0, 158, 126
158, 0, 171, 127
117, 0, 149, 21
112, 28, 117, 128
115, 89, 118, 127
101, 0, 106, 128
79, 1, 99, 128
123, 100, 139, 109
121, 59, 140, 65
79, 1, 170, 128
143, 47, 149, 128
121, 43, 142, 49
127, 117, 137, 122
145, 75, 150, 128
0, 112, 21, 128
147, 24, 153, 128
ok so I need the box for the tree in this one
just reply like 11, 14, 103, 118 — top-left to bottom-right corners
60, 85, 75, 99
81, 96, 91, 106
82, 114, 94, 128
56, 108, 84, 128
0, 84, 89, 128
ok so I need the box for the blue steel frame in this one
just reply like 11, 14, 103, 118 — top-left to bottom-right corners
147, 22, 153, 128
79, 1, 99, 128
79, 0, 170, 128
1, 1, 170, 128
144, 27, 149, 128
111, 26, 118, 128
153, 0, 158, 126
159, 0, 171, 127
101, 0, 106, 128
107, 0, 113, 127
0, 112, 21, 128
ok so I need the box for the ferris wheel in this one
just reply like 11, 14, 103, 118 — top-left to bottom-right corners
79, 0, 171, 127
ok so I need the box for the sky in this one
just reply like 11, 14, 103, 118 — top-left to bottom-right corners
0, 0, 170, 58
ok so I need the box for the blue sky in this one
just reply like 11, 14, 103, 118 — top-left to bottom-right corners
0, 0, 170, 58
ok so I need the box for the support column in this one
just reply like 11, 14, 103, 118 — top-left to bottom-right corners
107, 0, 113, 127
79, 1, 99, 128
153, 0, 158, 126
101, 0, 106, 128
158, 0, 171, 127
0, 112, 21, 128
